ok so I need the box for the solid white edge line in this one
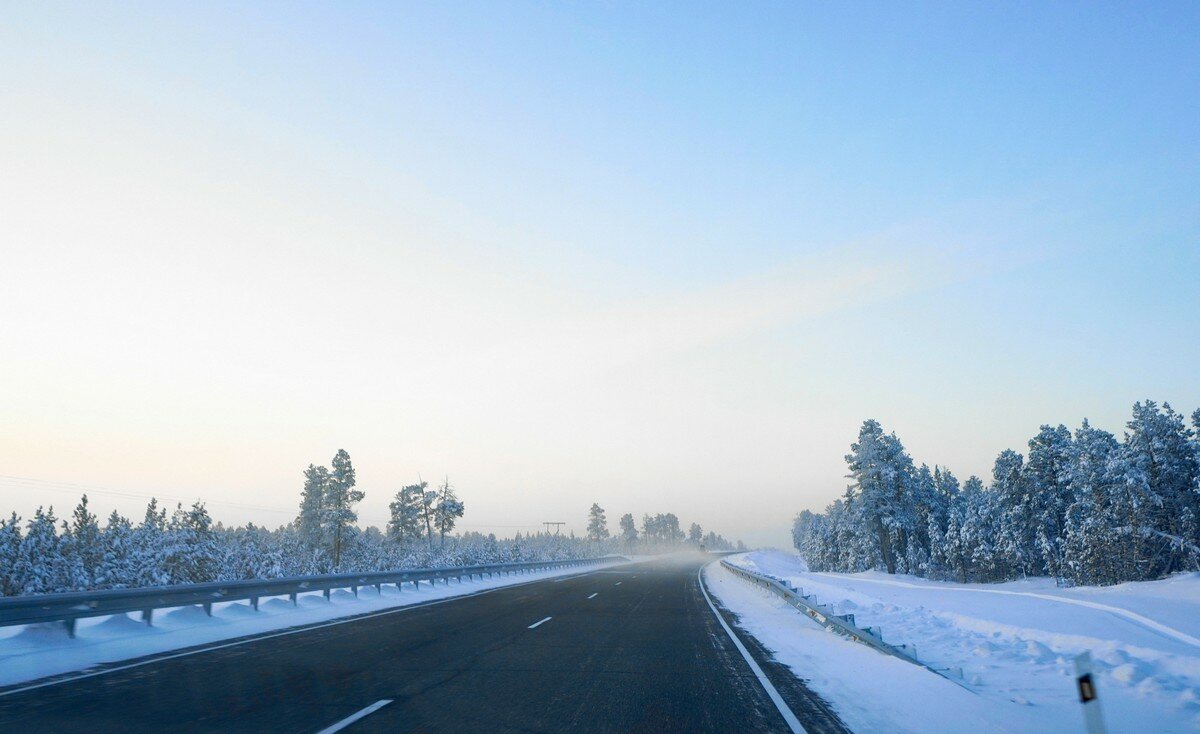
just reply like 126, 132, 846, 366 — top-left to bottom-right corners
528, 616, 553, 629
587, 593, 598, 599
698, 563, 806, 734
315, 699, 393, 734
0, 562, 623, 699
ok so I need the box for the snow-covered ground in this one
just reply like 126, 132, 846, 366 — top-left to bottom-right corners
0, 559, 627, 689
710, 550, 1200, 733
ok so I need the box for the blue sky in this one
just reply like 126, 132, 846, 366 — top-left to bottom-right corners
1, 2, 1197, 545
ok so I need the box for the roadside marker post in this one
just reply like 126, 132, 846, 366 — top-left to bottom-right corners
1074, 651, 1107, 734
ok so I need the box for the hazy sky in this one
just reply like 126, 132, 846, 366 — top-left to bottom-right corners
2, 2, 1197, 547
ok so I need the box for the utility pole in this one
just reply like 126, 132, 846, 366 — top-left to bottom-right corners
543, 522, 565, 535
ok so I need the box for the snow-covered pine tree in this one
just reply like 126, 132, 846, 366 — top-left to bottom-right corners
618, 513, 637, 550
325, 449, 363, 568
433, 478, 465, 547
16, 507, 68, 594
134, 498, 170, 587
992, 448, 1030, 579
688, 522, 703, 545
844, 420, 916, 574
388, 482, 426, 546
420, 485, 438, 549
297, 463, 330, 550
0, 513, 21, 595
1025, 424, 1076, 581
587, 503, 609, 542
1060, 419, 1122, 585
961, 479, 1003, 582
63, 494, 103, 590
163, 501, 218, 584
1117, 401, 1200, 577
924, 466, 960, 579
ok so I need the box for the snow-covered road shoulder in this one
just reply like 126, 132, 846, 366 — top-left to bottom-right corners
716, 550, 1200, 733
704, 560, 1013, 733
0, 559, 627, 690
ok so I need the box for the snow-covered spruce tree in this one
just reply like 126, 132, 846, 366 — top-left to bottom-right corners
433, 478, 465, 548
688, 522, 703, 545
587, 503, 609, 543
388, 482, 426, 546
324, 449, 363, 569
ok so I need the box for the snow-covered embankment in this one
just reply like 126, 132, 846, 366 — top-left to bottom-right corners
706, 550, 1200, 733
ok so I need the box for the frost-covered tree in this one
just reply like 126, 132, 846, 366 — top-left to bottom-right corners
325, 449, 363, 568
62, 494, 103, 590
0, 513, 22, 596
688, 522, 703, 545
97, 510, 135, 589
1116, 401, 1200, 577
420, 485, 438, 549
992, 448, 1031, 578
587, 503, 609, 542
618, 513, 637, 549
297, 464, 330, 549
1025, 424, 1075, 579
134, 498, 170, 587
433, 478, 465, 547
163, 502, 218, 584
1060, 420, 1123, 585
16, 507, 68, 594
388, 482, 426, 546
844, 419, 916, 574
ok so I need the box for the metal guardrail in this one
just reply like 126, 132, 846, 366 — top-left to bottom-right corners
0, 556, 620, 637
719, 559, 971, 690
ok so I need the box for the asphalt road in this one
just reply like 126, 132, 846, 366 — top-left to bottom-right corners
0, 555, 849, 733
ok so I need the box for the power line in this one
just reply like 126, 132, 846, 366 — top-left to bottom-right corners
0, 475, 569, 532
0, 474, 295, 514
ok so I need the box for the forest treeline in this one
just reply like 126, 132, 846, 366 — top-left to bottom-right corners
0, 450, 737, 596
793, 401, 1200, 586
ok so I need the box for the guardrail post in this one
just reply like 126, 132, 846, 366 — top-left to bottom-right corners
203, 602, 212, 617
251, 596, 259, 611
352, 585, 358, 598
323, 588, 331, 601
289, 592, 297, 606
142, 609, 153, 626
64, 617, 77, 638
374, 583, 381, 595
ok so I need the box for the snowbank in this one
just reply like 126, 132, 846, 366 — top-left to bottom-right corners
716, 550, 1200, 733
0, 559, 626, 689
